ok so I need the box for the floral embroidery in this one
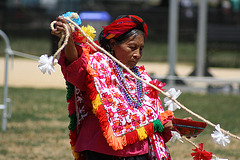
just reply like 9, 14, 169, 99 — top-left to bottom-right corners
90, 52, 163, 136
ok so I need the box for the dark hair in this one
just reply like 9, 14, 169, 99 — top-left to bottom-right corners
98, 29, 144, 53
98, 15, 145, 53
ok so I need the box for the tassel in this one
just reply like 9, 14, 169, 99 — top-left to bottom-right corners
136, 127, 148, 141
68, 113, 77, 131
153, 119, 164, 133
91, 94, 102, 115
66, 81, 75, 100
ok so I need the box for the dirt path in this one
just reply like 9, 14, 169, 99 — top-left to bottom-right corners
0, 58, 66, 89
0, 58, 240, 89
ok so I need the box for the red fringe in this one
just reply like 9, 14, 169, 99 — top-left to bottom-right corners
144, 123, 154, 136
69, 128, 78, 146
96, 104, 109, 131
85, 74, 98, 101
125, 130, 139, 145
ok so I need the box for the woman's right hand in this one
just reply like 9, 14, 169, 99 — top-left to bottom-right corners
51, 17, 79, 63
51, 17, 72, 39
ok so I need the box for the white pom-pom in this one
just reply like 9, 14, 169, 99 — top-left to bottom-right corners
169, 131, 183, 143
211, 157, 228, 160
69, 13, 79, 32
211, 124, 230, 147
164, 88, 182, 111
38, 54, 58, 75
70, 13, 79, 19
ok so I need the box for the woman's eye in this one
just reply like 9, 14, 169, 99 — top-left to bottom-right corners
129, 46, 137, 51
140, 48, 143, 55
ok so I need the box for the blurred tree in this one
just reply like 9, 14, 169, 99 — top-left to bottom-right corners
160, 0, 169, 7
0, 0, 7, 30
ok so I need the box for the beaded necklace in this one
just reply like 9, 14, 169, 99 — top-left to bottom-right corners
114, 62, 144, 109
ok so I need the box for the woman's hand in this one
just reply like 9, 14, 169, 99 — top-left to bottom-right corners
183, 117, 192, 121
163, 120, 175, 133
51, 17, 79, 63
51, 17, 72, 39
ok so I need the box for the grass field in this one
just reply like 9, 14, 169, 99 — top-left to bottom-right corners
0, 87, 239, 160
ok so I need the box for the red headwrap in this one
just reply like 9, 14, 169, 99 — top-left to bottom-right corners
103, 15, 148, 40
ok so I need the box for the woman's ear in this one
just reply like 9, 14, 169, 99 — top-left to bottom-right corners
109, 39, 116, 49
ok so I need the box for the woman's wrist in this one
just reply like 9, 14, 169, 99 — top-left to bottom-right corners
65, 37, 79, 63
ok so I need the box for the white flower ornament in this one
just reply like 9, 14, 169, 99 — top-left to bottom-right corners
211, 157, 228, 160
38, 54, 58, 75
170, 131, 183, 143
164, 88, 182, 111
211, 124, 230, 147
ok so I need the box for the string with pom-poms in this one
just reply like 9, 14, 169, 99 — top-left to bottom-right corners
44, 9, 240, 142
59, 14, 240, 142
39, 12, 240, 159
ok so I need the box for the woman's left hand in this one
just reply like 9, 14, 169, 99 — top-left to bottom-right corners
163, 120, 175, 132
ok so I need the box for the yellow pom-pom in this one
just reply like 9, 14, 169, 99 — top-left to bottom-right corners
81, 25, 96, 40
136, 127, 148, 141
92, 94, 101, 115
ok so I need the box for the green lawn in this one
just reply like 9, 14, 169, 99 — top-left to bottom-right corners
0, 87, 239, 159
0, 36, 51, 56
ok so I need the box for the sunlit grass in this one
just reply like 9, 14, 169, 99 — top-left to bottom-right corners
0, 36, 51, 56
0, 87, 239, 159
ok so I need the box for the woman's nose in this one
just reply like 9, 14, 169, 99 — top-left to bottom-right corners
133, 49, 142, 59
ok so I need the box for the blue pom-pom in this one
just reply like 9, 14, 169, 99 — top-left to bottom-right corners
60, 12, 81, 25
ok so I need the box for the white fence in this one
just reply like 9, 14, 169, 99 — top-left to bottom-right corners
0, 30, 13, 131
0, 30, 39, 131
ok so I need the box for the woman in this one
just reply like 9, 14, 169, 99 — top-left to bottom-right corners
52, 15, 176, 160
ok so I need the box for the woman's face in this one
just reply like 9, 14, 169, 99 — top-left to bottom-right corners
111, 33, 145, 69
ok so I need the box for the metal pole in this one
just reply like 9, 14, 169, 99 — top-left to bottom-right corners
0, 30, 12, 131
196, 0, 208, 77
168, 0, 179, 86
